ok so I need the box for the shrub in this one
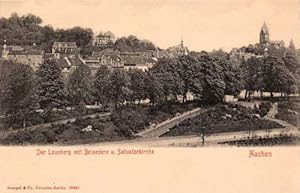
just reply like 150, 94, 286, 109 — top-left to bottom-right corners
76, 101, 87, 115
90, 118, 105, 132
278, 101, 295, 111
256, 101, 272, 117
114, 127, 134, 138
111, 108, 149, 133
73, 117, 91, 129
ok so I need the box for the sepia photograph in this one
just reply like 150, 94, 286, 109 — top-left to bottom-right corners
0, 0, 299, 147
1, 1, 300, 193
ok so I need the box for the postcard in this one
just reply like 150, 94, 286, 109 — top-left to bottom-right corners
0, 0, 299, 193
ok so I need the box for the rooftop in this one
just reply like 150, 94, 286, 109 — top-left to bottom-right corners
53, 42, 77, 48
7, 49, 44, 55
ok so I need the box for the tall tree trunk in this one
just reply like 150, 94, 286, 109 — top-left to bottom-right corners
23, 118, 26, 128
114, 101, 117, 110
201, 127, 205, 145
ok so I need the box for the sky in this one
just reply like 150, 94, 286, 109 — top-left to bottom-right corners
0, 0, 299, 51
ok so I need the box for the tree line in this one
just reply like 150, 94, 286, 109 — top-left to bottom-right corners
0, 13, 157, 53
241, 47, 300, 99
1, 49, 299, 128
0, 13, 93, 52
0, 51, 242, 128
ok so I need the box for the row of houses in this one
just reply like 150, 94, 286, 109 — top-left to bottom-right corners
1, 40, 158, 74
1, 29, 189, 73
83, 49, 157, 72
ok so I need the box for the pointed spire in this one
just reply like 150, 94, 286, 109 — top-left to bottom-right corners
261, 21, 269, 33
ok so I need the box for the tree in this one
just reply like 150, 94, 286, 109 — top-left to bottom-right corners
22, 13, 42, 26
127, 69, 147, 105
0, 60, 12, 114
283, 53, 298, 73
41, 25, 56, 52
197, 54, 226, 104
36, 59, 66, 118
215, 55, 243, 97
66, 64, 93, 107
210, 48, 228, 60
144, 72, 164, 106
240, 57, 264, 98
108, 69, 131, 109
262, 56, 295, 98
150, 58, 184, 102
93, 66, 111, 107
0, 62, 39, 128
114, 35, 156, 52
178, 55, 203, 102
0, 13, 44, 45
54, 26, 93, 47
66, 26, 93, 47
0, 13, 94, 51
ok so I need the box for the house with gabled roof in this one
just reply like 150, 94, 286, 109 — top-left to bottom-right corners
52, 42, 78, 54
120, 52, 156, 71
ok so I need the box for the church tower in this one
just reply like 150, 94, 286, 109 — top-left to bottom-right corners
259, 22, 269, 44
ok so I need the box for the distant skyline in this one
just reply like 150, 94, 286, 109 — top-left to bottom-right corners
0, 0, 299, 51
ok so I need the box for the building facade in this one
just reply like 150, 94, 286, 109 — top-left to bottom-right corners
259, 22, 285, 48
52, 42, 78, 54
157, 40, 189, 58
92, 31, 115, 47
83, 49, 157, 72
6, 50, 44, 70
1, 40, 44, 70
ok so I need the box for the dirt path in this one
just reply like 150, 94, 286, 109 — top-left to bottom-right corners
135, 108, 205, 138
89, 127, 299, 147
